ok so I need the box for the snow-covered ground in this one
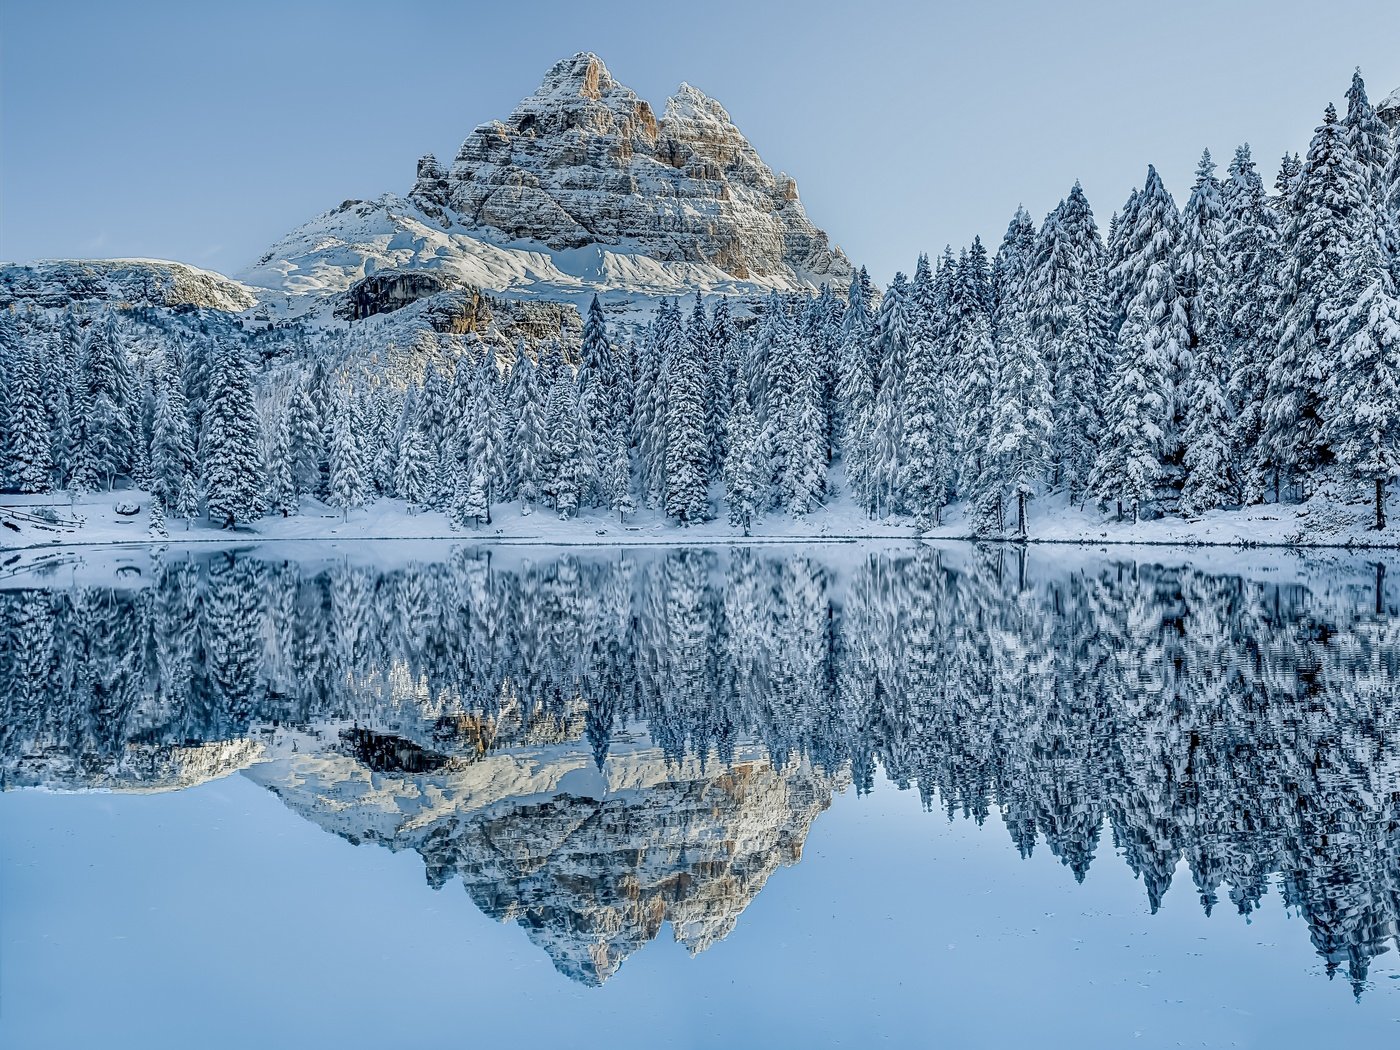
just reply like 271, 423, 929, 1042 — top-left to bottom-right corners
5, 475, 1400, 556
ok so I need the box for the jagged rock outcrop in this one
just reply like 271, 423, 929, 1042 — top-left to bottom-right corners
239, 53, 849, 309
0, 259, 257, 312
344, 270, 450, 319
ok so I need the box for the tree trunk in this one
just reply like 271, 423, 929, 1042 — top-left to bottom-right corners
1016, 492, 1028, 539
1375, 476, 1386, 531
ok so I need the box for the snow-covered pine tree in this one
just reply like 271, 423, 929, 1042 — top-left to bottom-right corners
708, 296, 737, 466
814, 288, 846, 458
1220, 144, 1281, 504
511, 348, 547, 512
79, 311, 136, 490
201, 339, 262, 528
785, 335, 827, 516
723, 371, 762, 536
836, 268, 875, 465
1179, 150, 1227, 339
148, 494, 168, 540
760, 299, 799, 510
987, 309, 1053, 537
636, 306, 675, 509
901, 261, 956, 529
993, 206, 1037, 336
664, 308, 710, 525
150, 364, 194, 511
1105, 186, 1144, 328
1323, 240, 1400, 529
1180, 329, 1233, 514
1116, 165, 1189, 500
264, 408, 297, 517
1344, 70, 1392, 209
1178, 150, 1233, 514
467, 349, 504, 524
546, 362, 583, 518
43, 327, 78, 488
174, 466, 199, 529
1024, 190, 1103, 499
578, 295, 622, 505
1275, 152, 1302, 196
394, 418, 435, 510
5, 340, 52, 492
327, 387, 367, 522
1264, 103, 1371, 500
286, 382, 322, 501
602, 417, 635, 523
683, 293, 721, 480
131, 364, 156, 491
866, 274, 911, 518
950, 250, 998, 501
1091, 306, 1168, 522
1385, 131, 1400, 283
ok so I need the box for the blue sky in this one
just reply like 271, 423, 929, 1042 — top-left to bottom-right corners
2, 0, 1398, 283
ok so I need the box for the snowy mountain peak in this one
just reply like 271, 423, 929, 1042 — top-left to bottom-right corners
239, 52, 849, 314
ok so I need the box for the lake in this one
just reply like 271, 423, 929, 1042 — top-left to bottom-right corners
3, 544, 1399, 1048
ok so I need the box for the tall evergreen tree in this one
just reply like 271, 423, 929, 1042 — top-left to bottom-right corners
78, 312, 136, 490
1115, 166, 1189, 498
150, 366, 194, 510
1221, 144, 1281, 503
1091, 307, 1168, 522
836, 270, 875, 454
723, 372, 762, 536
902, 289, 955, 529
988, 311, 1053, 537
1178, 150, 1232, 513
201, 340, 262, 527
1026, 185, 1103, 498
708, 296, 737, 466
5, 341, 52, 492
1264, 104, 1371, 499
664, 309, 710, 525
264, 408, 298, 517
327, 387, 367, 521
1323, 242, 1400, 529
1343, 70, 1392, 207
511, 350, 547, 511
546, 365, 583, 518
866, 274, 911, 518
785, 336, 827, 516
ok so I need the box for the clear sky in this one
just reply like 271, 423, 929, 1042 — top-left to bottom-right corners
2, 0, 1398, 284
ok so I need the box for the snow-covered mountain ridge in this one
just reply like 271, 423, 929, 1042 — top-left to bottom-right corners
237, 52, 850, 319
0, 258, 258, 313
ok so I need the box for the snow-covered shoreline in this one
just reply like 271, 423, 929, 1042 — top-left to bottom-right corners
7, 483, 1400, 554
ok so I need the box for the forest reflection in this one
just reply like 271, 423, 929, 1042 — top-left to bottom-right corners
3, 547, 1399, 989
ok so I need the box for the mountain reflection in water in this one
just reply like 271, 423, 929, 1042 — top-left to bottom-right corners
3, 546, 1399, 992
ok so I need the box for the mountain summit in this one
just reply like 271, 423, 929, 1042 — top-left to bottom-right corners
240, 53, 849, 312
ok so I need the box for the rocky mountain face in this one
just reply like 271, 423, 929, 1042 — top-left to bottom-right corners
421, 53, 847, 281
238, 53, 850, 313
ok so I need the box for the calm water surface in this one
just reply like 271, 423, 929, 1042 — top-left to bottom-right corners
3, 545, 1400, 1048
